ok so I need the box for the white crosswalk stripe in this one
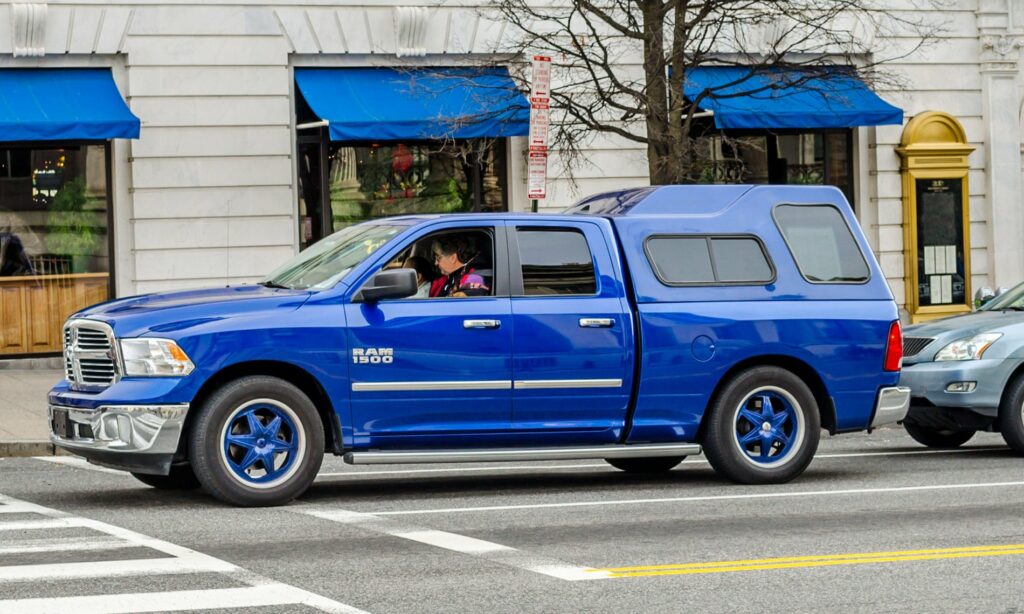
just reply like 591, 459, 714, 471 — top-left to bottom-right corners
0, 494, 368, 613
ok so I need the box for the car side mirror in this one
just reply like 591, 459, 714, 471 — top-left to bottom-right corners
357, 268, 418, 303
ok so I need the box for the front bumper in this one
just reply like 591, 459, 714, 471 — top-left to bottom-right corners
870, 386, 911, 429
898, 358, 1014, 417
49, 403, 188, 475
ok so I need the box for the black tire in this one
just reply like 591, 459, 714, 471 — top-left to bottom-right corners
131, 464, 201, 490
189, 376, 324, 507
903, 422, 975, 449
605, 456, 685, 474
702, 366, 820, 485
998, 375, 1024, 455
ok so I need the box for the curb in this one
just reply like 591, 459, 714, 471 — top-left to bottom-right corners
0, 441, 61, 457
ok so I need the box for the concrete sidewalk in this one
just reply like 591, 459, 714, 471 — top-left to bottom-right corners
0, 369, 64, 456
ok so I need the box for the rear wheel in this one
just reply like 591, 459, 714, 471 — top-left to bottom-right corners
903, 422, 975, 449
605, 457, 685, 474
189, 376, 324, 507
131, 464, 200, 490
702, 366, 820, 484
998, 375, 1024, 455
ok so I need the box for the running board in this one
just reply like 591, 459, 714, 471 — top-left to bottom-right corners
343, 443, 701, 465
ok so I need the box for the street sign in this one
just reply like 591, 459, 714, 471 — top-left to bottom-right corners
528, 55, 551, 202
530, 55, 551, 104
528, 151, 548, 199
529, 104, 549, 151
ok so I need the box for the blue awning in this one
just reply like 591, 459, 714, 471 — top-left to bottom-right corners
295, 67, 530, 141
684, 67, 903, 130
0, 68, 140, 142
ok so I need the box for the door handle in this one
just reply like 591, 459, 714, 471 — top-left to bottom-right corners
579, 318, 615, 328
464, 319, 501, 329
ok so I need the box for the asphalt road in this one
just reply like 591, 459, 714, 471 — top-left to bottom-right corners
0, 428, 1021, 613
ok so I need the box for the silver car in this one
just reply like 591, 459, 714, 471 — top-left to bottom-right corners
899, 284, 1024, 454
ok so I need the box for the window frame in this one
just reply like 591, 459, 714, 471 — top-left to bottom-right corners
507, 225, 600, 298
643, 233, 776, 287
771, 202, 871, 286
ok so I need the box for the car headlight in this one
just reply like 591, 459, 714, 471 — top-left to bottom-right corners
119, 338, 195, 376
934, 333, 1002, 362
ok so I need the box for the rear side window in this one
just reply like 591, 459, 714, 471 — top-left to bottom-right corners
773, 204, 870, 283
646, 236, 773, 285
516, 228, 597, 295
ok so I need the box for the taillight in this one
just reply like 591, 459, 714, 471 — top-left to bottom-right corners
883, 320, 903, 372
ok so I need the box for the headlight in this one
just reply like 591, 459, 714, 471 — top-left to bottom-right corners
934, 333, 1002, 362
119, 338, 195, 376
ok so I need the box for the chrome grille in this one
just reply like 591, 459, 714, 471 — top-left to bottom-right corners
63, 320, 119, 389
902, 336, 934, 358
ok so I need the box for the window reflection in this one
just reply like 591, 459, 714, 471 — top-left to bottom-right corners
326, 142, 507, 233
0, 145, 111, 355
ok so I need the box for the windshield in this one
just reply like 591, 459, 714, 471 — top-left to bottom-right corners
262, 223, 404, 290
981, 282, 1024, 311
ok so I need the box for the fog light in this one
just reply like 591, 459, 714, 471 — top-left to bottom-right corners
946, 381, 977, 393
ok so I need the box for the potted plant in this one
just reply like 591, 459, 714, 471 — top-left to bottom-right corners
46, 178, 102, 274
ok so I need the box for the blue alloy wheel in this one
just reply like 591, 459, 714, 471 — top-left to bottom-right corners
219, 399, 306, 488
732, 386, 805, 467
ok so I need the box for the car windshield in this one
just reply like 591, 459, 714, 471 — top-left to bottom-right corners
262, 223, 404, 290
981, 282, 1024, 311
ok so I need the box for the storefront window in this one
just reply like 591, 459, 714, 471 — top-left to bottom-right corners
297, 135, 508, 250
700, 131, 853, 205
0, 144, 111, 355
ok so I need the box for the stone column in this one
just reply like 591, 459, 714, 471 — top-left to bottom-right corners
980, 32, 1023, 288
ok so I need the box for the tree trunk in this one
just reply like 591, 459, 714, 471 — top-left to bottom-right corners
641, 1, 672, 185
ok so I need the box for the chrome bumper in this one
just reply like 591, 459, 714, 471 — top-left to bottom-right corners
870, 386, 911, 429
48, 403, 188, 475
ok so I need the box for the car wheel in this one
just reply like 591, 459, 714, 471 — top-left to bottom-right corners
131, 464, 200, 490
702, 366, 820, 484
189, 376, 324, 507
998, 375, 1024, 455
605, 456, 685, 473
903, 422, 975, 449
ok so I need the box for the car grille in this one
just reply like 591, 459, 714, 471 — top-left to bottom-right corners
63, 320, 119, 389
902, 336, 934, 358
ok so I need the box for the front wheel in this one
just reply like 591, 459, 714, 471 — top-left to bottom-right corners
189, 376, 325, 507
702, 366, 820, 484
605, 456, 685, 474
131, 464, 200, 490
998, 375, 1024, 455
903, 422, 975, 449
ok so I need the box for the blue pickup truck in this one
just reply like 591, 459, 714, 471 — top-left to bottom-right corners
50, 185, 909, 506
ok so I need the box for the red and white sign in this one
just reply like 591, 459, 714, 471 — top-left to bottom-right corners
528, 55, 552, 200
527, 151, 548, 199
529, 55, 551, 104
528, 105, 549, 151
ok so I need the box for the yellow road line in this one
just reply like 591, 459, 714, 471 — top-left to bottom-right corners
594, 544, 1024, 577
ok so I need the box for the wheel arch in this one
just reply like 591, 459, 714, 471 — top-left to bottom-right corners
697, 354, 837, 442
997, 360, 1024, 417
179, 361, 343, 459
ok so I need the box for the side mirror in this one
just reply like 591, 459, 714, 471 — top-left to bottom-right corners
358, 268, 418, 302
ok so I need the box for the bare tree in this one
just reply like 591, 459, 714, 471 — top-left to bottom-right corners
491, 0, 944, 185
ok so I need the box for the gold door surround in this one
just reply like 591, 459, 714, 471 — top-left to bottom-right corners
896, 111, 975, 323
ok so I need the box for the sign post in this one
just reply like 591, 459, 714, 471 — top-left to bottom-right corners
528, 55, 551, 210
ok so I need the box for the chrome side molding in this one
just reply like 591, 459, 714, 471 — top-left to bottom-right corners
344, 442, 701, 465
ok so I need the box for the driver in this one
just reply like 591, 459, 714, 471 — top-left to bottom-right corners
429, 236, 490, 298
